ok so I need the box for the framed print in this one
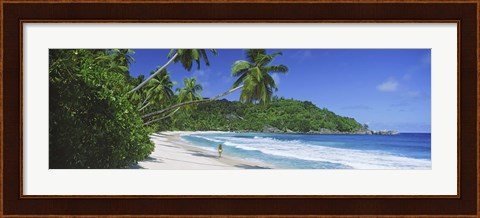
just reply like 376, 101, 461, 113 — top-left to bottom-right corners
2, 0, 478, 217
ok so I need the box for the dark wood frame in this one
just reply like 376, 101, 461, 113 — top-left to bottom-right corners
1, 0, 478, 217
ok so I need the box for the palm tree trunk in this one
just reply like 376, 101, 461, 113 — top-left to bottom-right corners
143, 107, 181, 126
137, 94, 152, 111
142, 85, 244, 120
129, 52, 178, 93
138, 102, 151, 112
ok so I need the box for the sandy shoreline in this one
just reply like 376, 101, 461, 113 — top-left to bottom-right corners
130, 131, 269, 169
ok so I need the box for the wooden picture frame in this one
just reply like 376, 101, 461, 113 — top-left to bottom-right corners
1, 0, 478, 216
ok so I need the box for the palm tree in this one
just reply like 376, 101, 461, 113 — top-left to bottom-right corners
143, 77, 202, 126
145, 69, 176, 107
93, 49, 135, 74
112, 49, 136, 66
130, 49, 217, 93
176, 77, 203, 110
231, 49, 288, 105
168, 49, 218, 71
141, 49, 288, 123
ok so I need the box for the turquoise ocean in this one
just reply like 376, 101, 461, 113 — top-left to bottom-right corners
181, 132, 431, 169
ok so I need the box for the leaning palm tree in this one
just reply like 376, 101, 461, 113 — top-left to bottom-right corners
231, 49, 288, 105
141, 49, 288, 123
129, 49, 217, 93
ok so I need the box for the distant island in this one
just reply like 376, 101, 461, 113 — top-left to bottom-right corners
161, 98, 399, 135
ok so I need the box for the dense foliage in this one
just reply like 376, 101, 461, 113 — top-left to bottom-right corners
49, 49, 154, 169
161, 98, 365, 133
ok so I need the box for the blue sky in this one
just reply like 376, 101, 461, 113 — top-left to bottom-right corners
129, 49, 431, 133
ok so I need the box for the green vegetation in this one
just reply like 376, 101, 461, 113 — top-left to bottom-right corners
49, 48, 220, 168
156, 98, 365, 133
49, 48, 366, 169
49, 49, 154, 168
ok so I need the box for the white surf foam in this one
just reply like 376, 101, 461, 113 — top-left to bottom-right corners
201, 135, 431, 169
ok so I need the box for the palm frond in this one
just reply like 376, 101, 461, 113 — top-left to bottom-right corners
168, 49, 177, 59
263, 74, 278, 91
250, 67, 263, 82
231, 60, 251, 76
245, 49, 266, 64
191, 49, 199, 60
269, 51, 283, 58
232, 73, 248, 88
255, 52, 283, 66
194, 84, 203, 92
209, 49, 218, 56
266, 64, 289, 74
200, 50, 210, 66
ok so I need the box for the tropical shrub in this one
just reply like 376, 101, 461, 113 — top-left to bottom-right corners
49, 49, 154, 169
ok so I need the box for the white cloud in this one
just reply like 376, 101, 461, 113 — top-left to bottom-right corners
377, 78, 399, 92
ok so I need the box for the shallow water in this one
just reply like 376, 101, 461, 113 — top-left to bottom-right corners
181, 132, 431, 169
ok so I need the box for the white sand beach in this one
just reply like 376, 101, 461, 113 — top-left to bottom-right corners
130, 131, 269, 169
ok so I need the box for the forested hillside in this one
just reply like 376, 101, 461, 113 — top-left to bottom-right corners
161, 98, 367, 133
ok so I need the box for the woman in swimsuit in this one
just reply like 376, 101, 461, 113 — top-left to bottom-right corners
218, 144, 223, 158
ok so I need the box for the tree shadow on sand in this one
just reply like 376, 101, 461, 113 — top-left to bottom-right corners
129, 164, 145, 169
189, 151, 218, 158
129, 157, 164, 169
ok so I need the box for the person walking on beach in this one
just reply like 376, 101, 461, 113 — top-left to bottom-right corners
218, 144, 223, 158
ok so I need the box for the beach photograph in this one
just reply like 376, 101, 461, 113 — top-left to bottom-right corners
49, 49, 431, 169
